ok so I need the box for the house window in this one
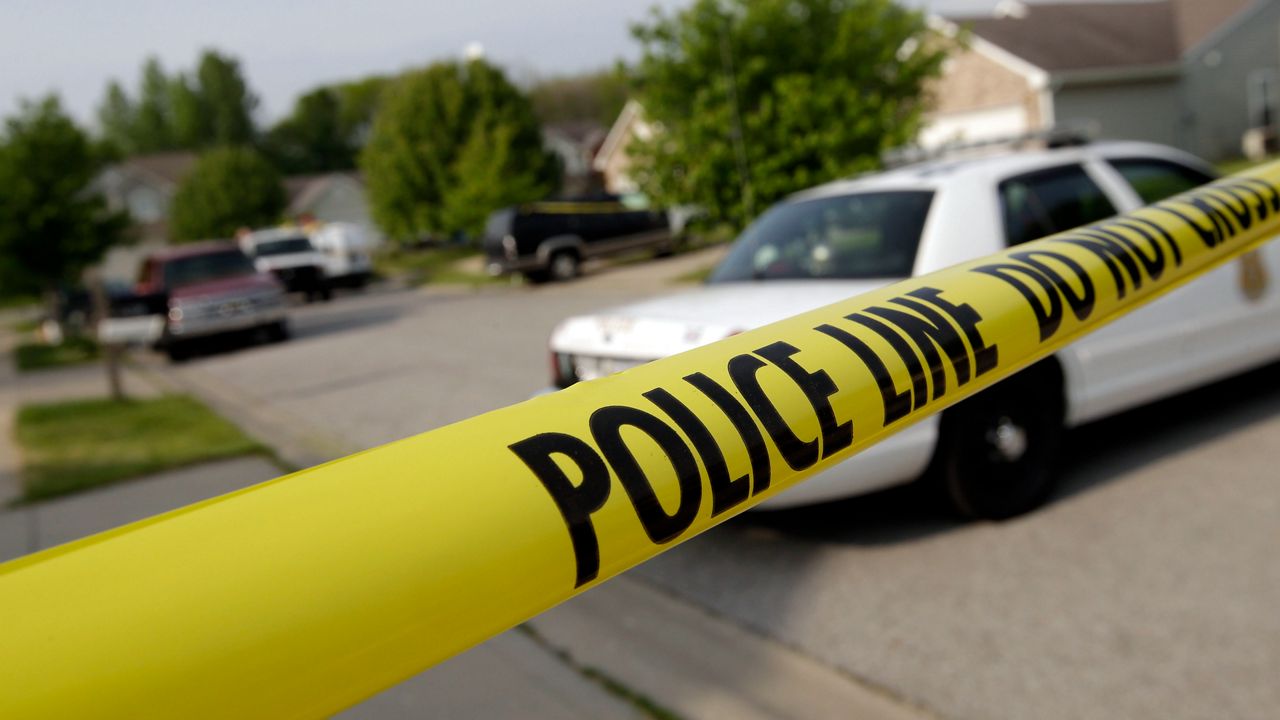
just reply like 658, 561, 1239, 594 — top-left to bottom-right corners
999, 164, 1116, 246
127, 186, 164, 223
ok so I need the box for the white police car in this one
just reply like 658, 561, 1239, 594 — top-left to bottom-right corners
545, 140, 1280, 519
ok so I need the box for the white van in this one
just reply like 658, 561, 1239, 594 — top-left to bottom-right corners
309, 222, 378, 288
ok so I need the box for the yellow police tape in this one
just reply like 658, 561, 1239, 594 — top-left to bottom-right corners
3, 163, 1280, 717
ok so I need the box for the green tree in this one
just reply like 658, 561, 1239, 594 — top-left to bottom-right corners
264, 76, 390, 174
94, 50, 258, 154
0, 97, 129, 309
361, 60, 558, 241
334, 76, 389, 145
196, 51, 257, 146
134, 57, 175, 151
264, 88, 354, 173
169, 74, 211, 149
528, 68, 631, 127
97, 81, 136, 155
169, 147, 284, 241
630, 0, 952, 227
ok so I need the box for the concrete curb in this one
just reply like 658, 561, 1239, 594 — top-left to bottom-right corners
531, 575, 936, 720
130, 353, 351, 471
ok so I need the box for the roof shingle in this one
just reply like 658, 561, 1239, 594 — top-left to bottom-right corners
947, 0, 1256, 73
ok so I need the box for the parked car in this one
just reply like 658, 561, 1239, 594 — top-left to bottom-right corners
544, 140, 1280, 519
135, 242, 288, 361
483, 196, 678, 282
309, 222, 377, 288
240, 228, 331, 301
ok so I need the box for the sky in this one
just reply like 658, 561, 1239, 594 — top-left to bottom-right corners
0, 0, 1007, 128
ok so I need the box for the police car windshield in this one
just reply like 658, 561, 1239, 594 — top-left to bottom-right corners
708, 191, 933, 283
164, 250, 256, 288
254, 237, 314, 256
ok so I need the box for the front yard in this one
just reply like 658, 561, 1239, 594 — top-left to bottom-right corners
15, 394, 266, 502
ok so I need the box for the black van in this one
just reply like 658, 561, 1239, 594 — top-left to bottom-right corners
483, 197, 676, 282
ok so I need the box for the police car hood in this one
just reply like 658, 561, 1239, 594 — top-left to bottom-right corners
552, 279, 894, 359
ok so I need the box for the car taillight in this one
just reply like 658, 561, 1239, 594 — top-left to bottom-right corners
550, 350, 577, 389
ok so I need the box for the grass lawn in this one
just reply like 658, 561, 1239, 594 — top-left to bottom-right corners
1217, 155, 1277, 176
14, 335, 100, 372
375, 245, 502, 287
15, 394, 265, 502
9, 317, 40, 333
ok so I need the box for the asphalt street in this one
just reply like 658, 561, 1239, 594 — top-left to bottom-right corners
161, 251, 1280, 720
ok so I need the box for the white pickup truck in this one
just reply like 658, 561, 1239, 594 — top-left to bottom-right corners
545, 141, 1280, 519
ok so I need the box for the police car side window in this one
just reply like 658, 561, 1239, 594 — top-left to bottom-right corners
999, 164, 1117, 246
1106, 157, 1215, 205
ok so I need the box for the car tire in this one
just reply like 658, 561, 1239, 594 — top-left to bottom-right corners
929, 361, 1064, 520
548, 251, 580, 282
267, 321, 290, 343
165, 341, 191, 363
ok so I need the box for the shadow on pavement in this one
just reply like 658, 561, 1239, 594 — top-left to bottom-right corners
1057, 359, 1280, 501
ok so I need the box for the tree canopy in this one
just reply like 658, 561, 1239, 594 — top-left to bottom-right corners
528, 68, 631, 128
263, 77, 389, 174
95, 51, 259, 155
630, 0, 952, 227
360, 60, 559, 242
169, 147, 285, 242
0, 97, 128, 299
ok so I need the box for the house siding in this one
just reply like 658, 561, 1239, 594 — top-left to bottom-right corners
1180, 0, 1280, 161
921, 47, 1043, 146
929, 47, 1039, 120
1052, 78, 1183, 150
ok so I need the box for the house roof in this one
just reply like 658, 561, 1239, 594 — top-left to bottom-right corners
947, 0, 1257, 74
120, 151, 199, 188
593, 100, 647, 172
1172, 0, 1256, 51
284, 172, 363, 215
543, 121, 607, 146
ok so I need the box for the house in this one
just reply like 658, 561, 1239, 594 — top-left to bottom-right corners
93, 154, 382, 281
284, 172, 380, 240
543, 121, 607, 197
593, 100, 655, 195
91, 151, 198, 282
925, 0, 1277, 161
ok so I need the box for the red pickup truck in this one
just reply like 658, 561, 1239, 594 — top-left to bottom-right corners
135, 242, 289, 361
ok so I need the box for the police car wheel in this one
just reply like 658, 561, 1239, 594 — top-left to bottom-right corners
931, 364, 1063, 520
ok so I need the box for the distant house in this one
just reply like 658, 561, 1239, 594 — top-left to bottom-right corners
543, 121, 607, 197
593, 100, 655, 195
93, 154, 381, 281
93, 151, 197, 244
284, 172, 380, 240
92, 151, 198, 282
925, 0, 1275, 161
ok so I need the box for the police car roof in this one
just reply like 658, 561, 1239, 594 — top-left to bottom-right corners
788, 140, 1207, 203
